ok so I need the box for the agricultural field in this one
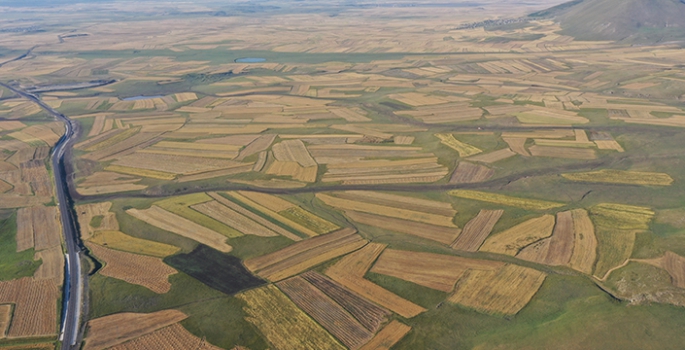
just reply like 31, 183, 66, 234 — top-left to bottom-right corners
3, 0, 685, 348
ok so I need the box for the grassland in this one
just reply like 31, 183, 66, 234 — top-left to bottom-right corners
8, 1, 685, 348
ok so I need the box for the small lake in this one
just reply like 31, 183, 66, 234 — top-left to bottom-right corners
235, 57, 266, 63
123, 95, 164, 101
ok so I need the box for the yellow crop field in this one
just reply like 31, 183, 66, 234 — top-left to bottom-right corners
448, 264, 546, 315
370, 249, 503, 292
228, 191, 319, 237
191, 200, 279, 237
236, 191, 295, 212
126, 206, 233, 253
89, 243, 177, 293
279, 207, 340, 235
326, 243, 426, 318
590, 203, 654, 230
389, 92, 450, 106
84, 127, 139, 152
590, 203, 654, 279
88, 230, 180, 257
151, 141, 241, 152
450, 190, 564, 210
561, 170, 673, 186
435, 133, 482, 157
107, 323, 224, 350
480, 215, 556, 256
237, 285, 346, 350
358, 321, 412, 350
332, 191, 456, 217
317, 193, 456, 227
155, 193, 242, 238
84, 310, 188, 350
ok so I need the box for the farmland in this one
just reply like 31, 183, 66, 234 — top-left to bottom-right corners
3, 0, 685, 348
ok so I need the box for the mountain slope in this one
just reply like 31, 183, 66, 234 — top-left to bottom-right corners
530, 0, 685, 42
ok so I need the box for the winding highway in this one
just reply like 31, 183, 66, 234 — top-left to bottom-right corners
0, 82, 84, 349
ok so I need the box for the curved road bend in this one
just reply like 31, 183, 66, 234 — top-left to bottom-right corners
0, 83, 83, 349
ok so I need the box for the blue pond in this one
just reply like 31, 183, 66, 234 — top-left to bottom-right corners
235, 57, 266, 63
123, 95, 164, 101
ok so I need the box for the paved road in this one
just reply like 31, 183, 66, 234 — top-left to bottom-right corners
0, 82, 83, 349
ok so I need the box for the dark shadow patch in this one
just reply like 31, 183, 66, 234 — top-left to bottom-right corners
164, 245, 265, 295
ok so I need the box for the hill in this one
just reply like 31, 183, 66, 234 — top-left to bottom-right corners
530, 0, 685, 42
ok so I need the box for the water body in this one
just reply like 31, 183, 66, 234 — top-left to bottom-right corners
123, 95, 164, 101
235, 57, 266, 63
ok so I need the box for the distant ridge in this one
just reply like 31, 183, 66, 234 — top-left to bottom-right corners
530, 0, 685, 42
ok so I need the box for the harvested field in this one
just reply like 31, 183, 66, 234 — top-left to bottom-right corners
331, 191, 456, 217
448, 264, 546, 315
82, 127, 139, 152
359, 321, 411, 350
528, 145, 596, 159
467, 148, 516, 163
21, 125, 61, 146
317, 193, 456, 227
435, 134, 482, 157
88, 243, 177, 293
237, 285, 345, 350
451, 209, 504, 252
543, 211, 575, 266
105, 165, 176, 180
243, 228, 367, 281
266, 160, 318, 183
78, 172, 141, 188
394, 135, 415, 145
84, 310, 188, 350
370, 249, 503, 292
321, 158, 447, 184
277, 276, 373, 349
0, 277, 59, 338
660, 252, 685, 289
113, 153, 242, 175
301, 271, 390, 333
88, 231, 179, 258
175, 163, 254, 182
108, 323, 223, 350
502, 137, 529, 156
150, 140, 242, 152
389, 92, 450, 106
16, 205, 61, 252
228, 191, 319, 237
77, 183, 147, 195
126, 206, 233, 253
568, 209, 597, 274
480, 215, 556, 256
450, 162, 494, 184
450, 190, 564, 210
235, 134, 277, 161
235, 191, 294, 212
346, 210, 460, 245
192, 200, 279, 237
208, 192, 301, 241
0, 304, 10, 338
0, 195, 51, 209
174, 92, 197, 102
326, 243, 426, 318
88, 114, 107, 137
516, 239, 550, 264
165, 245, 265, 295
75, 202, 118, 239
33, 246, 64, 285
561, 170, 673, 186
271, 139, 317, 167
595, 140, 624, 152
308, 144, 424, 160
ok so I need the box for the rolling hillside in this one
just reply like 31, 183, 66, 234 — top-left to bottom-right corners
530, 0, 685, 42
